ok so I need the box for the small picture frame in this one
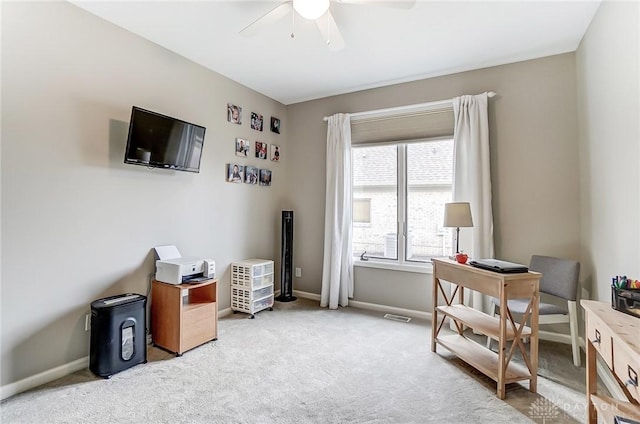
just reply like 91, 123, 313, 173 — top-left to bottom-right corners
271, 144, 281, 162
227, 103, 242, 125
270, 116, 281, 134
235, 138, 250, 157
255, 141, 268, 159
259, 169, 272, 186
251, 112, 263, 131
226, 163, 244, 183
244, 166, 259, 185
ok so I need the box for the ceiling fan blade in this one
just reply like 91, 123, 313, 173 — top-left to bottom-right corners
334, 0, 416, 9
316, 10, 345, 51
240, 2, 293, 37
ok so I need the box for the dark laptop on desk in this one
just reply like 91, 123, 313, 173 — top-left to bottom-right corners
469, 259, 529, 274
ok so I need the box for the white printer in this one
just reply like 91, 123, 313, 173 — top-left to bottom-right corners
154, 245, 215, 285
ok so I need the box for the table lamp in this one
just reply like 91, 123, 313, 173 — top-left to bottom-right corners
444, 202, 474, 253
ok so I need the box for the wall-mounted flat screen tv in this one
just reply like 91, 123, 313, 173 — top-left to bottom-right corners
124, 106, 206, 173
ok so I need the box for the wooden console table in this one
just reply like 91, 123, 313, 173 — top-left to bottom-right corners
582, 300, 640, 423
431, 258, 541, 399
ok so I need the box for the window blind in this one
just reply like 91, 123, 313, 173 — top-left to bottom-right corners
350, 107, 454, 145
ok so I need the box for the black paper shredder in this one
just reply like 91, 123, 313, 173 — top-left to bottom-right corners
89, 293, 147, 378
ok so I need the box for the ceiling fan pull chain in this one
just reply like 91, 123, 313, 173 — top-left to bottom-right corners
291, 5, 295, 38
326, 11, 331, 45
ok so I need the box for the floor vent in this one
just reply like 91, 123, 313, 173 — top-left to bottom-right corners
383, 313, 411, 323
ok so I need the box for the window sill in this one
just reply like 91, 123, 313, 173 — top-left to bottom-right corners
353, 258, 433, 274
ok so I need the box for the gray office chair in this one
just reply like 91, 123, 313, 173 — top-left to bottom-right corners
486, 255, 581, 366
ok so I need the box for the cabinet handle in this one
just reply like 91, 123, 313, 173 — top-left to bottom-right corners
591, 329, 601, 345
626, 366, 638, 388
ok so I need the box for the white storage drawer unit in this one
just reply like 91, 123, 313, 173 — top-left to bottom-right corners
231, 259, 275, 318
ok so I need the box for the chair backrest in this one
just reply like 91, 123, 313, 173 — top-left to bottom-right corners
529, 255, 580, 301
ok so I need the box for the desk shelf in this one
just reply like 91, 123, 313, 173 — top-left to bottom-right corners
437, 304, 532, 341
436, 335, 531, 384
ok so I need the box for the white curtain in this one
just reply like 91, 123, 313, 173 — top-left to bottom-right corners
452, 93, 495, 312
320, 113, 354, 309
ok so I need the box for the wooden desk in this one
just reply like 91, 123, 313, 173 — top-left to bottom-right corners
581, 300, 640, 423
431, 258, 541, 399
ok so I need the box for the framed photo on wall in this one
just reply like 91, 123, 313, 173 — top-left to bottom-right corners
270, 116, 281, 134
259, 169, 272, 186
245, 166, 259, 185
271, 144, 280, 162
255, 141, 268, 159
227, 103, 242, 125
226, 163, 244, 183
235, 138, 249, 157
251, 112, 263, 131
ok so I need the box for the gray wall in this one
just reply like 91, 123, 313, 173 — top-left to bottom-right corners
1, 2, 289, 386
576, 1, 640, 302
287, 54, 581, 312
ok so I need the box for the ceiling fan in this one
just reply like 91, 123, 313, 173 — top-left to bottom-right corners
239, 0, 416, 51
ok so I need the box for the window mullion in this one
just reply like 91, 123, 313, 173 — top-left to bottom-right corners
397, 144, 407, 263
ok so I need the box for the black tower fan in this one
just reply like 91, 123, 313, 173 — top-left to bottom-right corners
276, 210, 296, 302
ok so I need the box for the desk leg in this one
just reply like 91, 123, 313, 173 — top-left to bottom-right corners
586, 340, 597, 423
529, 291, 539, 394
431, 275, 438, 352
497, 288, 507, 400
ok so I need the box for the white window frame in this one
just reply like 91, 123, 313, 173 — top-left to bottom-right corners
353, 137, 452, 274
347, 97, 459, 274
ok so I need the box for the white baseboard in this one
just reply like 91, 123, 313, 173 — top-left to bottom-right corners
218, 307, 233, 318
348, 299, 432, 321
292, 289, 320, 301
1, 356, 88, 401
292, 289, 431, 320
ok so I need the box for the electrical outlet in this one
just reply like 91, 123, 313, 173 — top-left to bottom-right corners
295, 267, 301, 278
85, 314, 91, 332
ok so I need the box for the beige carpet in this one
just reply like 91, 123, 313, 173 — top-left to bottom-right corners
1, 298, 586, 423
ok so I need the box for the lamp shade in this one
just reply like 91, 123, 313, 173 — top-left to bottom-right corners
443, 202, 473, 228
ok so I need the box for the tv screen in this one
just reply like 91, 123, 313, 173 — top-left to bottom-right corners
124, 107, 205, 173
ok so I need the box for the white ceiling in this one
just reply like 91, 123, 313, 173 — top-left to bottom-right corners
70, 0, 601, 105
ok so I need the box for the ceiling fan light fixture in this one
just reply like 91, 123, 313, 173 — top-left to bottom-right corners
293, 0, 330, 20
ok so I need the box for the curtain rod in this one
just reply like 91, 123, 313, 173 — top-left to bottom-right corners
323, 91, 496, 122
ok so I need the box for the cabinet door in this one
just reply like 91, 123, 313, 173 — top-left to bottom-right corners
182, 303, 216, 352
613, 340, 640, 402
586, 313, 613, 369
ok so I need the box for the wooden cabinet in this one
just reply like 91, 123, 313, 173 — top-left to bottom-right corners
151, 279, 218, 356
582, 300, 640, 423
431, 258, 541, 400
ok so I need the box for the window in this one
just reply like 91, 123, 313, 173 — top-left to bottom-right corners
352, 138, 454, 264
353, 198, 371, 224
